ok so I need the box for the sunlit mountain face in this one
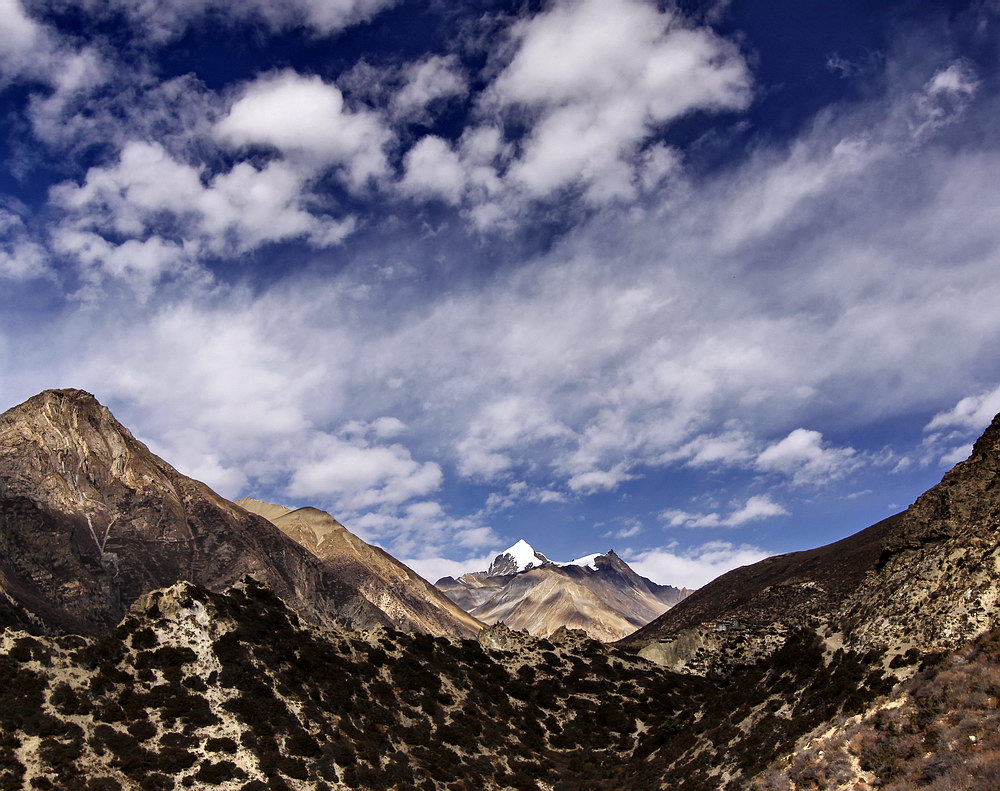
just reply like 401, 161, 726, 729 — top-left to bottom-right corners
1, 0, 999, 589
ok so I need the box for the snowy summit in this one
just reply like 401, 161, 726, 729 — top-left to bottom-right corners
487, 540, 551, 576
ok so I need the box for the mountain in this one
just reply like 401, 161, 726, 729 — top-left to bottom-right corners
0, 388, 392, 636
487, 538, 551, 575
236, 498, 482, 639
3, 400, 1000, 790
437, 540, 690, 641
625, 411, 1000, 677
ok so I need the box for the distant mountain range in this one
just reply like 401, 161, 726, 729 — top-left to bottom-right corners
436, 539, 691, 641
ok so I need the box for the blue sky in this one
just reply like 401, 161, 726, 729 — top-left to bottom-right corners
1, 0, 999, 587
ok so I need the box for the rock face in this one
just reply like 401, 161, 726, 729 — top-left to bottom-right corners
437, 542, 690, 642
625, 413, 1000, 676
236, 498, 483, 639
0, 389, 389, 635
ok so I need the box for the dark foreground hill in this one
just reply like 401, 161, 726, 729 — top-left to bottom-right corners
1, 574, 997, 791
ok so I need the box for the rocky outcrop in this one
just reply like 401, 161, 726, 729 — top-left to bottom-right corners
0, 389, 390, 635
237, 498, 483, 639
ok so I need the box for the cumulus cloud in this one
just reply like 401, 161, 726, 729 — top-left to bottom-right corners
926, 384, 1000, 433
0, 209, 49, 281
0, 0, 106, 93
486, 0, 750, 201
625, 540, 771, 588
391, 55, 467, 122
50, 141, 356, 292
756, 429, 860, 485
215, 70, 392, 187
402, 552, 498, 584
661, 494, 788, 529
397, 0, 750, 218
289, 433, 443, 511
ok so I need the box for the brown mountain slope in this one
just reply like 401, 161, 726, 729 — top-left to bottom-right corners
439, 543, 690, 641
625, 412, 1000, 676
0, 388, 390, 635
237, 498, 483, 638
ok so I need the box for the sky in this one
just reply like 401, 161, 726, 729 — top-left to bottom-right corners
1, 0, 999, 589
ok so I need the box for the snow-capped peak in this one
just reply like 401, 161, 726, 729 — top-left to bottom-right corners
559, 553, 603, 571
487, 539, 550, 576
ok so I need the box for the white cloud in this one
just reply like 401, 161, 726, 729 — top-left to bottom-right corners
939, 443, 973, 466
51, 141, 357, 290
661, 494, 788, 529
484, 481, 566, 512
911, 60, 979, 142
392, 55, 467, 122
454, 526, 500, 549
402, 553, 497, 584
625, 540, 771, 588
605, 519, 643, 539
289, 433, 443, 510
922, 384, 1000, 467
485, 0, 751, 203
456, 396, 570, 480
395, 0, 751, 219
756, 429, 860, 485
0, 210, 49, 280
215, 70, 392, 187
670, 429, 756, 468
568, 465, 636, 494
926, 384, 1000, 433
399, 136, 467, 204
0, 0, 106, 95
63, 0, 397, 41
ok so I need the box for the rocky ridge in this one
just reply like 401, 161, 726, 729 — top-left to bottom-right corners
236, 498, 482, 639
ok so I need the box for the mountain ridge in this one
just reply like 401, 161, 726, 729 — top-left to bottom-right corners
237, 497, 483, 639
